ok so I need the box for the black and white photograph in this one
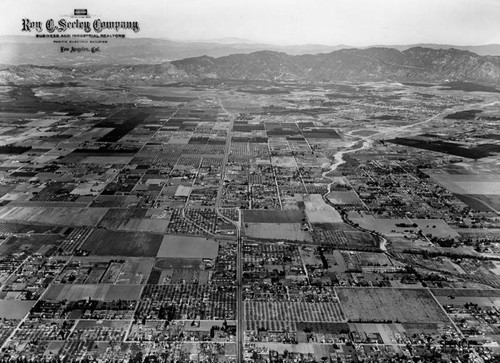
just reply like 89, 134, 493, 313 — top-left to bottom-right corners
1, 0, 500, 361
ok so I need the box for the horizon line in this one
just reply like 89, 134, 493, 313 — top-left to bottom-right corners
1, 34, 500, 49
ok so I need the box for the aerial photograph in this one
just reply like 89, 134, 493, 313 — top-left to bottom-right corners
1, 0, 500, 361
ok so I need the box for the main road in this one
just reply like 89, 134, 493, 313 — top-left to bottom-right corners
235, 210, 243, 363
215, 97, 235, 210
213, 96, 244, 362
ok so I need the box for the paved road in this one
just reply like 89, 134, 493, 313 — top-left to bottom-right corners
212, 97, 243, 361
236, 216, 243, 363
215, 98, 235, 210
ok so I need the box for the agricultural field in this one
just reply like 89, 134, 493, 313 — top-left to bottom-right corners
428, 172, 500, 212
336, 288, 450, 323
0, 206, 108, 226
115, 218, 170, 233
42, 284, 143, 301
428, 172, 500, 193
81, 229, 163, 257
157, 235, 219, 258
244, 223, 312, 242
242, 210, 305, 223
244, 301, 346, 323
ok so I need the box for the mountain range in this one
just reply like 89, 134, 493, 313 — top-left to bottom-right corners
4, 36, 500, 66
0, 36, 349, 66
2, 46, 500, 86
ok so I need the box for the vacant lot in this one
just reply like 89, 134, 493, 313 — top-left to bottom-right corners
344, 231, 379, 249
155, 258, 203, 269
336, 288, 450, 323
327, 191, 363, 205
271, 156, 296, 168
82, 229, 163, 257
304, 194, 342, 223
157, 235, 219, 259
0, 300, 35, 319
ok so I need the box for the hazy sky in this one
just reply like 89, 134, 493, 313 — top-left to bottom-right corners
1, 0, 499, 46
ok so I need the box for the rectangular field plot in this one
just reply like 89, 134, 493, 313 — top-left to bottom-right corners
0, 206, 108, 227
431, 288, 500, 298
81, 156, 134, 165
434, 295, 500, 308
81, 229, 163, 257
336, 288, 450, 323
242, 210, 305, 223
244, 301, 345, 323
244, 223, 312, 242
0, 300, 35, 319
429, 173, 500, 212
431, 288, 500, 307
157, 235, 219, 258
42, 284, 143, 301
100, 218, 170, 233
428, 173, 500, 195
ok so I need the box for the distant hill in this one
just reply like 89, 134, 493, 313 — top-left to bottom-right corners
171, 47, 500, 85
2, 47, 500, 86
0, 62, 192, 85
374, 43, 500, 57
